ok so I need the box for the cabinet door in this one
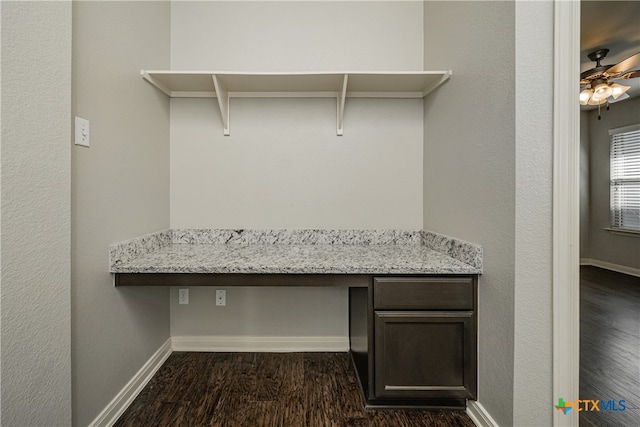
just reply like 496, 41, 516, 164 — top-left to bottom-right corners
374, 311, 476, 400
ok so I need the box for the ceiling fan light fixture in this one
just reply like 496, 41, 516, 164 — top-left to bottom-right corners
579, 48, 640, 107
587, 96, 608, 106
579, 89, 593, 105
592, 82, 613, 101
610, 83, 631, 99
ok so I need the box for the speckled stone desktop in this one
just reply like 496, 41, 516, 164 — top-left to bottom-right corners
109, 229, 482, 275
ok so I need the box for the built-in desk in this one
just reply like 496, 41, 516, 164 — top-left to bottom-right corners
110, 229, 482, 409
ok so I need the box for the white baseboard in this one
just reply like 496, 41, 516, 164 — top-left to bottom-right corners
88, 338, 173, 427
467, 400, 499, 427
580, 258, 640, 277
171, 335, 350, 352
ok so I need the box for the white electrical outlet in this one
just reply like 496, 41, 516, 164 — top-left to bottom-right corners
74, 116, 90, 147
216, 289, 226, 306
178, 288, 189, 305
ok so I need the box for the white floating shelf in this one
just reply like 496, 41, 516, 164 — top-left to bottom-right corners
142, 70, 452, 135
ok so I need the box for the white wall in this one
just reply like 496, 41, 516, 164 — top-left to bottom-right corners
171, 1, 423, 72
170, 1, 424, 339
0, 2, 72, 425
72, 2, 171, 425
585, 96, 640, 270
424, 2, 554, 425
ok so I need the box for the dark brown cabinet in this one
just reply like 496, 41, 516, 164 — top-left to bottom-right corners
374, 310, 475, 399
349, 276, 478, 408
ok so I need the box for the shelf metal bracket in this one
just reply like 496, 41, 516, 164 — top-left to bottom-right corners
212, 75, 230, 136
421, 70, 452, 97
141, 70, 172, 97
337, 74, 348, 136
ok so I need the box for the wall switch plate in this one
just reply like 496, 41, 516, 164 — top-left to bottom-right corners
74, 116, 90, 147
216, 289, 226, 306
178, 288, 189, 305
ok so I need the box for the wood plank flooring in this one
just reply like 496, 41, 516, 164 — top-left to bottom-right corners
580, 266, 640, 427
114, 352, 476, 427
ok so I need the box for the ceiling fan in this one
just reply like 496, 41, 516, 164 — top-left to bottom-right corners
579, 48, 640, 118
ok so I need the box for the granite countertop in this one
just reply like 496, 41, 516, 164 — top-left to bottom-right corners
109, 229, 482, 275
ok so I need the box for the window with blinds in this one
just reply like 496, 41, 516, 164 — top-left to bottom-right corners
610, 124, 640, 231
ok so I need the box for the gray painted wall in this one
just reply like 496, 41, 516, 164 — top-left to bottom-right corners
584, 96, 640, 270
1, 2, 72, 425
423, 2, 515, 424
71, 2, 171, 425
423, 2, 554, 425
581, 111, 591, 257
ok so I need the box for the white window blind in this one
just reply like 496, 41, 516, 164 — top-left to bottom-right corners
610, 124, 640, 231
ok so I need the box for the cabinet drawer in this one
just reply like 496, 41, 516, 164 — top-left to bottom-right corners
373, 277, 474, 310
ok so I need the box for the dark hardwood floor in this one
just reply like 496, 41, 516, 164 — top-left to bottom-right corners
580, 266, 640, 427
115, 352, 476, 427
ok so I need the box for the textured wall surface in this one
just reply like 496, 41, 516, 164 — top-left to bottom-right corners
71, 2, 171, 425
512, 2, 553, 425
169, 1, 425, 339
423, 2, 555, 425
1, 2, 72, 425
422, 2, 517, 425
586, 97, 640, 270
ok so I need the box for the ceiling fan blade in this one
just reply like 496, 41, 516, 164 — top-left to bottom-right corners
604, 52, 640, 77
620, 70, 640, 79
609, 92, 630, 104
